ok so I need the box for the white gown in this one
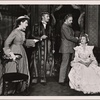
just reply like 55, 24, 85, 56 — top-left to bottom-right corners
68, 44, 100, 94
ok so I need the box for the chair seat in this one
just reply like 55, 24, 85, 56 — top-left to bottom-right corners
3, 73, 28, 82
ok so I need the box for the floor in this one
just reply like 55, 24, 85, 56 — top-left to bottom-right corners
14, 77, 100, 96
4, 52, 100, 96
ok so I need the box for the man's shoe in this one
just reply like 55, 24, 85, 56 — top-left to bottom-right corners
40, 79, 46, 86
31, 79, 38, 85
59, 82, 66, 86
32, 78, 38, 83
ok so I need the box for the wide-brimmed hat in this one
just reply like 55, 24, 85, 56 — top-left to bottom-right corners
16, 15, 30, 22
13, 15, 30, 28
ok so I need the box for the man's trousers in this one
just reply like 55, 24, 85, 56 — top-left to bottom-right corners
59, 53, 72, 83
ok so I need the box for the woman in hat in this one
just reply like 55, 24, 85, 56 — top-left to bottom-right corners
3, 15, 35, 94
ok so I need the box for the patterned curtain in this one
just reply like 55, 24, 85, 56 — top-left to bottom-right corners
0, 15, 16, 42
0, 8, 17, 91
0, 5, 29, 42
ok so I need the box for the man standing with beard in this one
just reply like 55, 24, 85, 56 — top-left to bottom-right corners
59, 14, 78, 85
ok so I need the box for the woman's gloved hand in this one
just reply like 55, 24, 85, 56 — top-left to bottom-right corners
9, 52, 16, 61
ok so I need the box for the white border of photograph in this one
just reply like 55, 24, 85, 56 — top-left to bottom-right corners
0, 1, 100, 100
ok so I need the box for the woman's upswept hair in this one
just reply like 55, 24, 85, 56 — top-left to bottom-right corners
79, 33, 89, 44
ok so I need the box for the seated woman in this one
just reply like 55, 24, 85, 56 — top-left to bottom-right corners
68, 34, 100, 94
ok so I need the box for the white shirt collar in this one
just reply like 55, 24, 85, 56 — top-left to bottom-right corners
42, 21, 47, 29
42, 21, 47, 25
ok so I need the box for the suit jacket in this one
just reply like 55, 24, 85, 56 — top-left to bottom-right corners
59, 23, 78, 53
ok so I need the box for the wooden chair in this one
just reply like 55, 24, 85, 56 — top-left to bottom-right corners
2, 54, 28, 95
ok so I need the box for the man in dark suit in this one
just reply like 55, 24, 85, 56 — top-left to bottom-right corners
59, 14, 78, 85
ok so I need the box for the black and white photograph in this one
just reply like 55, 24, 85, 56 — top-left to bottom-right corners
0, 1, 100, 99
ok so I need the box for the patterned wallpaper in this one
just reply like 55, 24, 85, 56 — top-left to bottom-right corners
86, 5, 99, 47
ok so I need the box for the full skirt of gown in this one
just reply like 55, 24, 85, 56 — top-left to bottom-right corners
68, 62, 100, 94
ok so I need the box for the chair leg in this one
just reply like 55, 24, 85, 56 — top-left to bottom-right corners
22, 81, 27, 92
2, 80, 5, 95
14, 82, 19, 94
23, 80, 29, 95
26, 80, 28, 92
3, 81, 8, 96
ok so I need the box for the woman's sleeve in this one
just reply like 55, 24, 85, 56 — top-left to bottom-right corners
3, 30, 16, 55
89, 46, 98, 65
25, 39, 35, 47
72, 46, 81, 62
